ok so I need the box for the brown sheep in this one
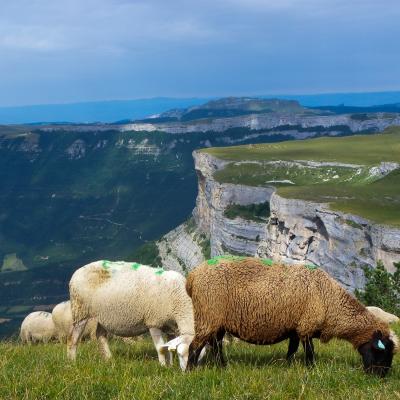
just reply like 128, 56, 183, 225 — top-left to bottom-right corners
186, 256, 399, 377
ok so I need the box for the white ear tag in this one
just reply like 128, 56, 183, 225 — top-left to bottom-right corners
377, 339, 385, 350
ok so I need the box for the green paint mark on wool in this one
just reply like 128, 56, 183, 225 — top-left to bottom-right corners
102, 260, 128, 270
131, 262, 141, 270
305, 263, 318, 270
207, 255, 246, 265
154, 267, 165, 275
261, 258, 273, 266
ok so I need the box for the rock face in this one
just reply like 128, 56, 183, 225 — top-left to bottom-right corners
256, 194, 400, 290
159, 151, 400, 291
157, 221, 208, 273
36, 112, 400, 137
193, 152, 274, 257
122, 113, 400, 135
66, 139, 86, 159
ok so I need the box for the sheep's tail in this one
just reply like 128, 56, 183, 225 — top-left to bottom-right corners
185, 272, 195, 298
69, 281, 90, 324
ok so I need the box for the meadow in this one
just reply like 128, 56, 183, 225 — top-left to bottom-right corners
1, 324, 400, 400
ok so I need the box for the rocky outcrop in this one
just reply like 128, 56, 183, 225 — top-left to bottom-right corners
193, 152, 274, 257
256, 194, 400, 290
157, 221, 208, 273
66, 139, 86, 159
159, 151, 400, 291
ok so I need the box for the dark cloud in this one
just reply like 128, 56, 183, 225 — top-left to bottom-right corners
0, 0, 399, 105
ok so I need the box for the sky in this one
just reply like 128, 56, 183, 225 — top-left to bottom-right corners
1, 0, 400, 107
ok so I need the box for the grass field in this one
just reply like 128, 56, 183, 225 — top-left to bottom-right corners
205, 128, 400, 226
204, 128, 400, 165
1, 325, 400, 400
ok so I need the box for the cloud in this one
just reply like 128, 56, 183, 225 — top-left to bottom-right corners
0, 0, 399, 105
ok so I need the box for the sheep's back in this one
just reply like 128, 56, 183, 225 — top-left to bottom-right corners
20, 311, 56, 342
189, 258, 328, 343
70, 261, 187, 335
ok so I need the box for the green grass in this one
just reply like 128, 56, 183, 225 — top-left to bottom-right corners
204, 128, 400, 165
1, 253, 27, 273
206, 129, 400, 226
278, 170, 400, 226
1, 327, 400, 400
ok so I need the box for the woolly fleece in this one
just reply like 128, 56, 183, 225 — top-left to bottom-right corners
367, 306, 400, 325
52, 301, 97, 343
69, 260, 195, 338
20, 311, 57, 343
187, 258, 397, 350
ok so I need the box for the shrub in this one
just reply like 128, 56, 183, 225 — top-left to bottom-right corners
224, 202, 270, 222
355, 261, 400, 315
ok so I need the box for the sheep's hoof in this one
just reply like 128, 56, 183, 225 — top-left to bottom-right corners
286, 356, 295, 364
305, 359, 315, 367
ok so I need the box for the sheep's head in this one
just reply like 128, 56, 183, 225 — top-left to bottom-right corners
358, 330, 397, 377
161, 335, 193, 371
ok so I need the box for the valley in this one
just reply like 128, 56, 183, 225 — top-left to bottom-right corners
1, 97, 400, 337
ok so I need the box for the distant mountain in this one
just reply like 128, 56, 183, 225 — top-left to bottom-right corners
12, 96, 400, 136
272, 91, 400, 107
143, 97, 310, 123
2, 91, 400, 124
309, 103, 400, 114
0, 98, 210, 125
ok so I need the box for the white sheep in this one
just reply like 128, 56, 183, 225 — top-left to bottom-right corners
52, 300, 98, 343
67, 260, 197, 370
367, 306, 400, 324
20, 311, 57, 343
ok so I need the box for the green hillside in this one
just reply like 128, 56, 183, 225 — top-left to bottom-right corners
0, 125, 324, 338
206, 128, 400, 226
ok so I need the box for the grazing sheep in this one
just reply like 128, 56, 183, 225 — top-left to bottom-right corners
186, 256, 399, 377
67, 260, 197, 370
52, 300, 98, 343
20, 311, 57, 343
367, 306, 400, 325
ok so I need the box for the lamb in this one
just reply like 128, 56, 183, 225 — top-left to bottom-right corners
20, 311, 57, 343
52, 300, 98, 343
367, 306, 400, 325
186, 256, 399, 377
67, 260, 197, 370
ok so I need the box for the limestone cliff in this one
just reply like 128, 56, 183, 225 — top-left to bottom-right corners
37, 112, 400, 136
122, 112, 400, 135
158, 151, 400, 291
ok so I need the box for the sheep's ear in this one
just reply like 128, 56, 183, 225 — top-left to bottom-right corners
372, 331, 385, 351
162, 336, 183, 352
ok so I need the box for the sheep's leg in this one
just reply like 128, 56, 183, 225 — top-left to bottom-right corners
96, 324, 112, 360
286, 334, 300, 362
67, 319, 88, 360
149, 327, 172, 367
187, 334, 212, 370
302, 337, 315, 366
210, 330, 226, 367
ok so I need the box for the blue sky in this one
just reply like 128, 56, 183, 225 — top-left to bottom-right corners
1, 0, 400, 106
